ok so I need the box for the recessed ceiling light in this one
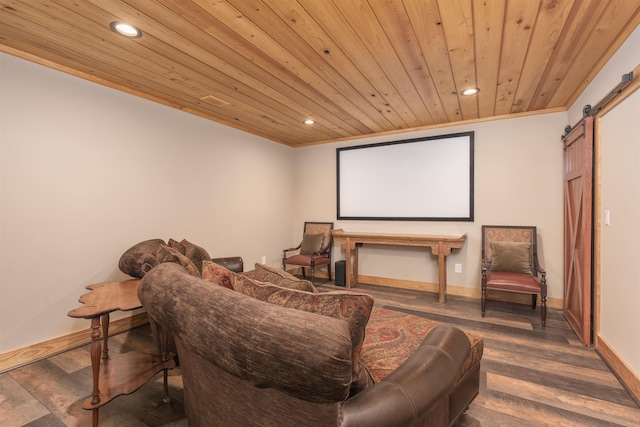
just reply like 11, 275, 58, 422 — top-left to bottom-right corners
110, 21, 142, 38
304, 119, 315, 125
461, 88, 480, 96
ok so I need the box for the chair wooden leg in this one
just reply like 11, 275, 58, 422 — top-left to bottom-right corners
328, 263, 332, 281
481, 287, 487, 317
301, 267, 306, 279
541, 294, 547, 326
532, 294, 537, 309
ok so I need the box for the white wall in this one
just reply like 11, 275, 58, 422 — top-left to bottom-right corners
294, 112, 567, 299
599, 89, 640, 377
568, 27, 640, 124
0, 53, 296, 353
578, 26, 640, 377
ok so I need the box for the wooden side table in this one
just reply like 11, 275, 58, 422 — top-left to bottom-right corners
68, 279, 175, 427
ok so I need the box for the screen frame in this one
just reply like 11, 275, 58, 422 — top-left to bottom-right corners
336, 131, 474, 221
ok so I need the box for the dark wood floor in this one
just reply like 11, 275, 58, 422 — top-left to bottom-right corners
1, 281, 638, 426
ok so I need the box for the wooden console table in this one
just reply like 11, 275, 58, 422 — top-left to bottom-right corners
68, 279, 175, 427
332, 229, 467, 302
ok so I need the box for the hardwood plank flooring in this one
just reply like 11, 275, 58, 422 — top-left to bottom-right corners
1, 280, 638, 426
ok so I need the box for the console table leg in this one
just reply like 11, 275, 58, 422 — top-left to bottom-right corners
345, 239, 352, 289
438, 252, 447, 303
353, 245, 359, 286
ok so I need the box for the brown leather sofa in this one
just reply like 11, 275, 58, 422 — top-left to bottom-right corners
139, 263, 481, 427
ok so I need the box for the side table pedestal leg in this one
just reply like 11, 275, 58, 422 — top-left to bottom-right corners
89, 316, 102, 427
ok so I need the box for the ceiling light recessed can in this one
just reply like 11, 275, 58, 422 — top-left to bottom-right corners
110, 22, 142, 38
304, 119, 315, 125
461, 88, 479, 96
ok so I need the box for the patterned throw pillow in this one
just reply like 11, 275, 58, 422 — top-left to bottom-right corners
155, 244, 200, 277
167, 238, 186, 253
254, 263, 317, 293
201, 260, 236, 290
232, 274, 374, 385
180, 239, 211, 273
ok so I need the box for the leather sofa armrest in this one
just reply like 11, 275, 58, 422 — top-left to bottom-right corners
210, 256, 243, 273
339, 325, 470, 427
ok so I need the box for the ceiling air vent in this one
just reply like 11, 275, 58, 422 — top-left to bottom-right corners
199, 95, 229, 106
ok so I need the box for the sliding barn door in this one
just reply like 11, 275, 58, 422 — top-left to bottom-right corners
563, 116, 593, 346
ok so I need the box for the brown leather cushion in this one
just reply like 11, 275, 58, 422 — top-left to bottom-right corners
211, 256, 244, 273
485, 270, 541, 293
285, 254, 331, 267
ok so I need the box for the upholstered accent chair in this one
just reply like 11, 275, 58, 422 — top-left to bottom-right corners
481, 225, 548, 326
283, 222, 333, 284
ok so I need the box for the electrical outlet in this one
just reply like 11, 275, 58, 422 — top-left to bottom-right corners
455, 263, 462, 273
261, 255, 267, 264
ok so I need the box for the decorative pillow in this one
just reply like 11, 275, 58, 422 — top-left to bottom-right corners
490, 241, 531, 274
201, 260, 236, 290
167, 238, 186, 253
155, 244, 200, 277
180, 239, 211, 273
254, 263, 317, 293
232, 274, 374, 386
118, 239, 166, 278
300, 233, 324, 254
232, 274, 280, 299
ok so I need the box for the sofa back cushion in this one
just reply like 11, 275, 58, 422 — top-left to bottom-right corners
139, 263, 353, 403
233, 274, 374, 387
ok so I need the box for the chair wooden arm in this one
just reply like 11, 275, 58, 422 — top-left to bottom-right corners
283, 243, 302, 255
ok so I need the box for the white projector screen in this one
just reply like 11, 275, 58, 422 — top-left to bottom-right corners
337, 132, 474, 221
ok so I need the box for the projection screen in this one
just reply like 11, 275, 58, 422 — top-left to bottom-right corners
337, 132, 474, 221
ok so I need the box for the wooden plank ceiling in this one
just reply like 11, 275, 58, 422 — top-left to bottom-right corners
1, 0, 639, 147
